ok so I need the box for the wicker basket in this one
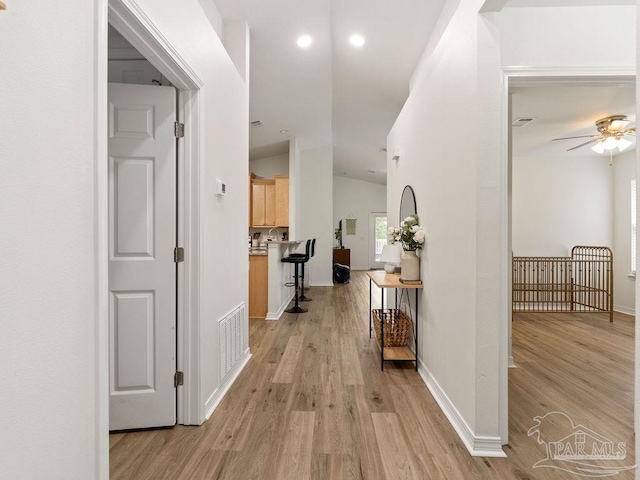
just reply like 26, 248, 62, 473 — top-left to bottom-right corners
372, 308, 410, 347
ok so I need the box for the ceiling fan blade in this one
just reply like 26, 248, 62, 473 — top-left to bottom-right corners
623, 127, 636, 136
567, 139, 600, 151
552, 135, 599, 141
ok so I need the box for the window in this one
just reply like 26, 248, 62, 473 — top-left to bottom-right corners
632, 179, 636, 273
374, 215, 387, 262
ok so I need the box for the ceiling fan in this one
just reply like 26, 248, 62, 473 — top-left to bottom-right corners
552, 115, 636, 164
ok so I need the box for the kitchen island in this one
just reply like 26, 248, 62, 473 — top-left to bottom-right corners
249, 240, 301, 320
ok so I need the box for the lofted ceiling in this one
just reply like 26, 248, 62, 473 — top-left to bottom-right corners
511, 84, 636, 160
213, 0, 447, 185
213, 0, 635, 183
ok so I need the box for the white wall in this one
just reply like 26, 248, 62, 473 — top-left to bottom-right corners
388, 0, 492, 451
512, 155, 613, 257
499, 6, 635, 69
614, 150, 636, 315
0, 1, 101, 478
298, 146, 334, 286
249, 153, 289, 178
1, 0, 250, 476
130, 0, 250, 418
333, 176, 387, 270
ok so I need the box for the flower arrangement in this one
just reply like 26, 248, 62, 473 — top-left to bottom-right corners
388, 214, 425, 251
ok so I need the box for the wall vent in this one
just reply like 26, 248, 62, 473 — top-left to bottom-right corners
219, 304, 247, 382
250, 120, 263, 128
512, 117, 537, 127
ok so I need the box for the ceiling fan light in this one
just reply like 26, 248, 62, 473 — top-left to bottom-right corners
610, 120, 630, 132
591, 142, 606, 154
603, 136, 618, 150
617, 137, 632, 151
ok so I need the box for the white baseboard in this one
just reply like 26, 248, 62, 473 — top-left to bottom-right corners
614, 305, 635, 316
310, 282, 335, 287
266, 290, 295, 320
417, 358, 506, 458
204, 348, 251, 421
508, 356, 516, 368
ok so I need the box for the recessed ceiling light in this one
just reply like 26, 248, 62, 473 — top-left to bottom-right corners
297, 35, 312, 48
349, 34, 365, 47
280, 129, 289, 134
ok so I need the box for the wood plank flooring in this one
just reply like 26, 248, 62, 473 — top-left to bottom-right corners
110, 271, 635, 479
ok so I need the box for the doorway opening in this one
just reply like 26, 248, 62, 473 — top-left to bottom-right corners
370, 212, 387, 269
103, 0, 205, 433
504, 73, 636, 464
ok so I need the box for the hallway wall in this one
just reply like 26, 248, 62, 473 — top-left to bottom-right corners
131, 0, 250, 422
0, 1, 101, 478
0, 0, 250, 477
387, 0, 635, 456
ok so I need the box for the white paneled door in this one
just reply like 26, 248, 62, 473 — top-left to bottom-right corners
108, 83, 177, 430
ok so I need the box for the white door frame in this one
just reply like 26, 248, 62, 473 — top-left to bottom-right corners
498, 66, 636, 444
97, 1, 205, 464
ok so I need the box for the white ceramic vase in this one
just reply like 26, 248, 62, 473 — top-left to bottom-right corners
400, 249, 420, 281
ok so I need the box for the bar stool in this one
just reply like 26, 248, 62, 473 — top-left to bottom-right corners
281, 239, 312, 313
290, 238, 315, 301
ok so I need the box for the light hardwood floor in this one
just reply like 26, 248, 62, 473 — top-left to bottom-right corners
110, 271, 635, 479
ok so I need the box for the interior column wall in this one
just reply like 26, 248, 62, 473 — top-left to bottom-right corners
298, 145, 334, 286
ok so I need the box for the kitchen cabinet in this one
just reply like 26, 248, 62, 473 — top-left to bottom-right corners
249, 255, 268, 319
251, 179, 276, 227
274, 175, 289, 227
250, 175, 289, 227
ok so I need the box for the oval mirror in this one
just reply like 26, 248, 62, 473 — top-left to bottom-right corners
399, 185, 417, 222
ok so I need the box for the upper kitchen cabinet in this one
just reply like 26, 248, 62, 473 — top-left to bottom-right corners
251, 179, 276, 227
274, 175, 289, 227
250, 175, 289, 228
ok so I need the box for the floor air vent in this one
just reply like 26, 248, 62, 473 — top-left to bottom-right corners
219, 304, 247, 381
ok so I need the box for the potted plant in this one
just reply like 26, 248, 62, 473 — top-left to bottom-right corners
388, 214, 424, 281
334, 228, 342, 249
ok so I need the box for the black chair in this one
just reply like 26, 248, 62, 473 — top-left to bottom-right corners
281, 239, 312, 313
290, 238, 315, 301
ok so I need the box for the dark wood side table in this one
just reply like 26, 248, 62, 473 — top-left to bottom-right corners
333, 248, 350, 267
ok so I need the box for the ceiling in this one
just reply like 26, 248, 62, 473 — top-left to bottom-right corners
213, 0, 447, 185
212, 0, 636, 184
511, 84, 636, 160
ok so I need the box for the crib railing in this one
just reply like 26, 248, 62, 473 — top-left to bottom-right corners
512, 246, 613, 322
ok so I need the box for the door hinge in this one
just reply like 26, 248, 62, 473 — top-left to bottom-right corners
174, 247, 184, 263
174, 371, 184, 388
174, 122, 185, 138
